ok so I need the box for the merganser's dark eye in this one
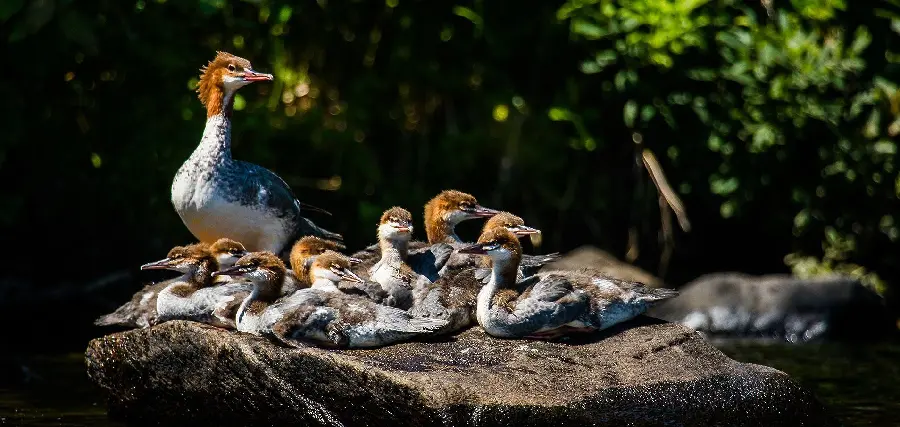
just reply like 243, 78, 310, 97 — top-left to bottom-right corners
227, 64, 236, 72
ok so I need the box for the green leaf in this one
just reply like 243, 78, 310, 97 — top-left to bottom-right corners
623, 101, 637, 128
572, 18, 604, 39
874, 140, 896, 155
548, 107, 570, 121
452, 6, 483, 28
640, 105, 656, 123
710, 176, 739, 195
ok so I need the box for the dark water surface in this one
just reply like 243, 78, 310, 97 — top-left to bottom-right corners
1, 341, 897, 426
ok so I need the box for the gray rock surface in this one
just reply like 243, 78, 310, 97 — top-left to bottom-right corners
85, 319, 835, 426
649, 272, 894, 341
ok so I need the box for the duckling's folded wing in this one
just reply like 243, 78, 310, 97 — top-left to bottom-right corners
520, 253, 560, 276
408, 242, 453, 280
488, 275, 588, 336
371, 304, 449, 333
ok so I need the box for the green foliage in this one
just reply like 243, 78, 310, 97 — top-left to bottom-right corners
785, 227, 887, 295
556, 0, 900, 287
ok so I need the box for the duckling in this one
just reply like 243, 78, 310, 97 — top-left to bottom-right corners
287, 237, 382, 300
365, 207, 440, 309
95, 242, 208, 328
424, 190, 499, 244
209, 238, 249, 269
350, 189, 497, 269
406, 212, 554, 335
150, 244, 251, 329
216, 252, 447, 348
471, 211, 560, 282
458, 228, 679, 339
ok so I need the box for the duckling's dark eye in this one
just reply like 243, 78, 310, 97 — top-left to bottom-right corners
227, 64, 236, 72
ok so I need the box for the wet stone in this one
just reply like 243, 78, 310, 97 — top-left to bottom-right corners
85, 318, 836, 426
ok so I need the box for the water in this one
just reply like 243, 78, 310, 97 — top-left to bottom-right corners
1, 341, 897, 426
717, 340, 900, 427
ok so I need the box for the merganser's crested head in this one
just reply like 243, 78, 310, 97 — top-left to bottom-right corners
197, 51, 274, 118
423, 190, 498, 243
309, 250, 365, 285
141, 243, 217, 274
457, 227, 522, 267
214, 252, 285, 292
209, 238, 249, 269
482, 211, 541, 237
378, 207, 414, 242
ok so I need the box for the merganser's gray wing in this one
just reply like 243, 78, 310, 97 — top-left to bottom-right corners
233, 160, 342, 243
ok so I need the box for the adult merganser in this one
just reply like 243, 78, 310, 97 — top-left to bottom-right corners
147, 244, 251, 329
216, 252, 446, 348
94, 239, 245, 328
171, 51, 341, 258
458, 228, 679, 339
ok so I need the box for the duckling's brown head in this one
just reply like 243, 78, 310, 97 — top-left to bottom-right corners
141, 243, 218, 275
423, 190, 498, 243
197, 51, 273, 118
482, 211, 541, 237
214, 251, 285, 290
209, 238, 248, 269
309, 251, 365, 285
457, 227, 522, 267
290, 236, 347, 276
378, 206, 413, 242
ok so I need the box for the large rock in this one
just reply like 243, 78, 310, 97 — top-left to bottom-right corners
545, 245, 666, 288
648, 272, 896, 342
85, 319, 835, 426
